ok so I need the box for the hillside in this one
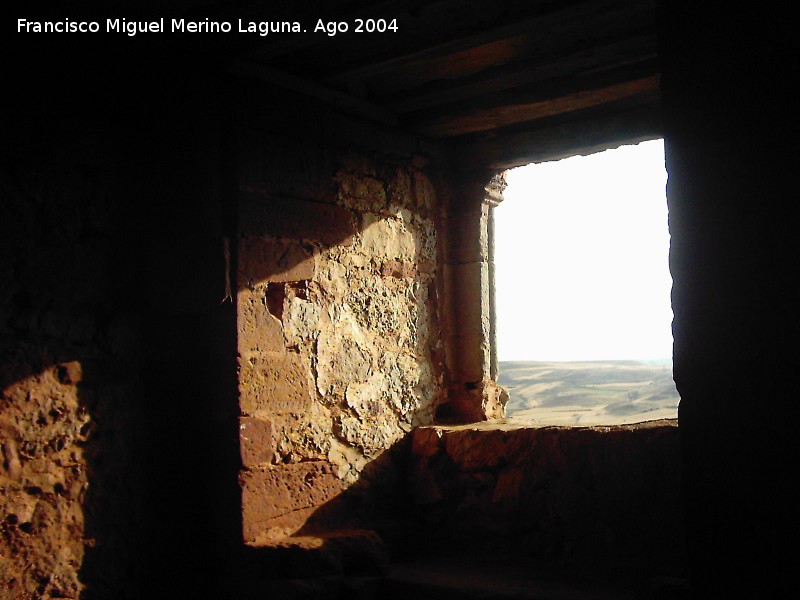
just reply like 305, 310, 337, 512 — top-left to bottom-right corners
498, 360, 679, 426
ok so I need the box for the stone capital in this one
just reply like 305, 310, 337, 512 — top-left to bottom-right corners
483, 171, 508, 207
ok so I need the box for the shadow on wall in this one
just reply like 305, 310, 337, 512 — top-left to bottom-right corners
1, 80, 241, 598
0, 125, 148, 597
230, 419, 687, 594
405, 423, 686, 570
3, 53, 448, 596
228, 439, 411, 597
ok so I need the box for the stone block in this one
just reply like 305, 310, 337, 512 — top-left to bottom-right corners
446, 383, 502, 423
270, 403, 334, 464
359, 213, 415, 260
411, 427, 443, 457
445, 332, 490, 382
443, 210, 488, 264
481, 381, 508, 420
336, 171, 387, 212
239, 192, 355, 246
241, 462, 348, 543
237, 288, 285, 353
443, 262, 490, 336
244, 506, 319, 546
239, 352, 314, 415
380, 259, 417, 279
238, 237, 315, 288
282, 297, 321, 347
239, 417, 274, 467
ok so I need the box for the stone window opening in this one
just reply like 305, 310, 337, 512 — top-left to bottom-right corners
490, 139, 679, 427
440, 140, 679, 426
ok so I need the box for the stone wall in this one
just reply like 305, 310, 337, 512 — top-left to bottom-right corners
0, 119, 145, 598
3, 51, 242, 598
14, 7, 792, 595
1, 54, 468, 597
408, 421, 685, 570
659, 4, 800, 597
234, 94, 448, 544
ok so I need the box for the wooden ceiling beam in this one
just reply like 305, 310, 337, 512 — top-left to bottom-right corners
382, 32, 657, 113
454, 103, 662, 170
407, 73, 660, 137
230, 58, 398, 126
321, 0, 649, 84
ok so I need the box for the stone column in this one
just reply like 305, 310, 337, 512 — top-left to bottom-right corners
485, 174, 503, 383
441, 172, 508, 422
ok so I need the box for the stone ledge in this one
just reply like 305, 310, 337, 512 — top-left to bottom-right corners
244, 529, 389, 578
407, 419, 684, 569
419, 418, 678, 434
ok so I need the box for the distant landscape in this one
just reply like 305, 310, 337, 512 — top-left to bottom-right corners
498, 360, 679, 426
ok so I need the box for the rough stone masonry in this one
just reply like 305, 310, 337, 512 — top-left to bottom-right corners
236, 142, 447, 543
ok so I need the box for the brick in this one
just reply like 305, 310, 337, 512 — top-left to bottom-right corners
238, 237, 315, 288
239, 192, 355, 246
237, 288, 285, 353
241, 461, 348, 542
239, 352, 314, 414
239, 417, 274, 467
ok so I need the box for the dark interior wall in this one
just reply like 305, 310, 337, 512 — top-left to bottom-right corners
659, 4, 800, 598
7, 3, 799, 597
4, 28, 456, 596
3, 36, 240, 598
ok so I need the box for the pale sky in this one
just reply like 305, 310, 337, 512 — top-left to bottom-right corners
494, 139, 673, 362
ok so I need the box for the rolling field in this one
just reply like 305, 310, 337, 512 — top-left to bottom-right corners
498, 360, 679, 426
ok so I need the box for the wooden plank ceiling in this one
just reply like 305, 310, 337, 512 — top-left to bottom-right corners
231, 0, 660, 168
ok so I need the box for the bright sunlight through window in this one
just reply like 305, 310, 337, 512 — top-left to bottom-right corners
495, 139, 679, 426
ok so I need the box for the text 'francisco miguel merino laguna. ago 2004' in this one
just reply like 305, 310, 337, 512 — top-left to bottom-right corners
16, 17, 400, 36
